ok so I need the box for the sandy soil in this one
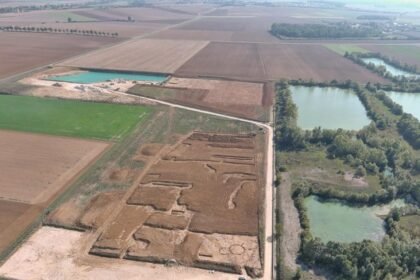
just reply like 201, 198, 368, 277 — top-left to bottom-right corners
20, 74, 156, 105
0, 226, 240, 280
279, 173, 300, 272
0, 130, 109, 204
60, 39, 209, 74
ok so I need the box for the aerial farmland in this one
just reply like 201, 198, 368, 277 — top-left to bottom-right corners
0, 1, 419, 280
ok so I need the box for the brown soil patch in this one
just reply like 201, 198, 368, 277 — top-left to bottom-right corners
91, 206, 151, 257
78, 191, 125, 230
0, 130, 109, 204
133, 143, 165, 163
61, 39, 209, 74
145, 213, 190, 230
127, 186, 179, 211
0, 32, 119, 79
0, 199, 42, 253
45, 198, 82, 228
176, 42, 387, 83
108, 168, 137, 183
128, 77, 270, 121
176, 42, 266, 81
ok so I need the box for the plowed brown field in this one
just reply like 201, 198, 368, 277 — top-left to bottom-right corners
0, 32, 119, 79
0, 130, 109, 204
0, 130, 109, 254
176, 42, 388, 83
61, 39, 209, 74
128, 77, 271, 121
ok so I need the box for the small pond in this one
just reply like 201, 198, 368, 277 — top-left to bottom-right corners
386, 91, 420, 121
305, 196, 406, 243
48, 70, 168, 84
290, 86, 370, 130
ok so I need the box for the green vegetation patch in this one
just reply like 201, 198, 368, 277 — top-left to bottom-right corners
324, 44, 368, 55
279, 149, 381, 193
0, 95, 152, 140
52, 11, 95, 22
398, 214, 420, 239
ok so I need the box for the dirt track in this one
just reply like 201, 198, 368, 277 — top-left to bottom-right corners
278, 173, 300, 271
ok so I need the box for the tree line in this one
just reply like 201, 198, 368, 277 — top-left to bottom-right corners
270, 22, 382, 39
344, 52, 420, 82
0, 25, 119, 37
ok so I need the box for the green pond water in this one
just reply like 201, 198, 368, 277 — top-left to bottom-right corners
362, 58, 420, 79
386, 91, 420, 120
305, 196, 406, 243
290, 86, 370, 130
48, 70, 168, 84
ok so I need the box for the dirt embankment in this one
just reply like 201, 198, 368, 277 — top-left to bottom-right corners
279, 172, 301, 272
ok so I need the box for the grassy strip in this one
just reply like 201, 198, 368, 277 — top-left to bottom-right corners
324, 44, 368, 56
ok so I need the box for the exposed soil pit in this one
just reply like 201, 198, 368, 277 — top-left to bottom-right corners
145, 212, 191, 230
127, 186, 179, 211
108, 168, 137, 183
78, 191, 125, 229
88, 132, 263, 277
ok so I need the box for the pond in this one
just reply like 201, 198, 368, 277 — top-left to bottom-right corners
48, 70, 168, 84
305, 196, 406, 243
290, 86, 370, 130
386, 91, 420, 121
361, 58, 420, 79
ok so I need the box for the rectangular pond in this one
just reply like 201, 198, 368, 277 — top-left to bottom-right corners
386, 91, 420, 121
362, 57, 420, 79
305, 196, 406, 243
290, 86, 371, 130
48, 70, 168, 84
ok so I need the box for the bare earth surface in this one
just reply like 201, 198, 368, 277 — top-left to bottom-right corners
176, 42, 388, 83
61, 39, 209, 74
0, 226, 239, 280
0, 32, 119, 79
0, 130, 109, 204
279, 173, 300, 271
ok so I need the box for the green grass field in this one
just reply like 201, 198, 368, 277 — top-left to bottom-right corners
325, 44, 368, 55
0, 95, 152, 140
51, 11, 95, 22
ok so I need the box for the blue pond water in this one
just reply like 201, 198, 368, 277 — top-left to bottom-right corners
48, 70, 168, 84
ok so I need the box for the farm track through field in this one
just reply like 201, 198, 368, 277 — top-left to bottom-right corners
94, 85, 275, 280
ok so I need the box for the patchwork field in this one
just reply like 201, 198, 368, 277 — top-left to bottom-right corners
90, 132, 264, 276
128, 77, 272, 121
152, 16, 278, 43
61, 39, 209, 74
176, 42, 387, 83
0, 130, 109, 254
0, 130, 109, 204
18, 21, 169, 38
0, 9, 95, 24
73, 7, 193, 22
0, 95, 152, 140
0, 32, 119, 79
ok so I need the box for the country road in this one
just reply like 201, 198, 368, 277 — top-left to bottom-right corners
107, 88, 275, 280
